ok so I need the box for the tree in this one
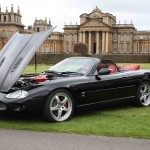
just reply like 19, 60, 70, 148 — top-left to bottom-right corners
73, 42, 88, 56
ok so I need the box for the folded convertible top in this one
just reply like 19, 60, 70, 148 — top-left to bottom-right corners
0, 27, 55, 92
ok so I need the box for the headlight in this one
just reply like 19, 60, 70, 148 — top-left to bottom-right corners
6, 90, 29, 99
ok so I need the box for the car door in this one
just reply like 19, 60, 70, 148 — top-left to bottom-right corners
82, 61, 137, 105
87, 72, 136, 103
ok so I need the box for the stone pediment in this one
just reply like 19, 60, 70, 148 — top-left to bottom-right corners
81, 19, 109, 27
89, 11, 103, 19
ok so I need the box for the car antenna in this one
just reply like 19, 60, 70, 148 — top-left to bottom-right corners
35, 52, 37, 74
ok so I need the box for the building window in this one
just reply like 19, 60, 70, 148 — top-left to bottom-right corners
113, 43, 117, 53
4, 16, 6, 22
120, 34, 124, 42
113, 33, 117, 41
140, 36, 143, 39
120, 44, 124, 53
37, 28, 40, 32
46, 47, 49, 53
41, 47, 44, 53
126, 34, 130, 41
66, 34, 69, 41
126, 44, 130, 53
72, 34, 75, 41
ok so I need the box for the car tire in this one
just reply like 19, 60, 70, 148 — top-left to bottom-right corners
43, 89, 75, 122
136, 81, 150, 107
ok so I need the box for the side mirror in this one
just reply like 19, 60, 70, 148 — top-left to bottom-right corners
98, 68, 110, 75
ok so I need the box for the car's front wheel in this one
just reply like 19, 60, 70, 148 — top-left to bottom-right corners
43, 89, 75, 122
136, 81, 150, 106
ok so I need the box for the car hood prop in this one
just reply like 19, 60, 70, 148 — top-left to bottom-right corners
0, 27, 56, 92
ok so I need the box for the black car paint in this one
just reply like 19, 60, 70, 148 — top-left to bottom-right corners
0, 57, 150, 114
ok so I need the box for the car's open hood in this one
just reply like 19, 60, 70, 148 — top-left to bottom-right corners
0, 27, 55, 92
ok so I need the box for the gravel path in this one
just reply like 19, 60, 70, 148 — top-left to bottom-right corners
0, 129, 150, 150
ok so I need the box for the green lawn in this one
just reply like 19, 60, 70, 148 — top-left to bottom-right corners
23, 65, 50, 74
0, 63, 150, 139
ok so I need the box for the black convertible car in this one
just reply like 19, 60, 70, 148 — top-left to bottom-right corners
0, 29, 150, 122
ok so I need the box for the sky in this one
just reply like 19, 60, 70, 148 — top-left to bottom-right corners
1, 0, 150, 32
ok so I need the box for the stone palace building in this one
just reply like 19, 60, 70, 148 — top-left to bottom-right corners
0, 5, 150, 54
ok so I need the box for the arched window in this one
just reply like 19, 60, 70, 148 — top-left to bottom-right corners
113, 33, 117, 41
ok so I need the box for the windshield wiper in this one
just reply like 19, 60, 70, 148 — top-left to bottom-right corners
60, 71, 83, 75
43, 70, 68, 77
44, 70, 58, 74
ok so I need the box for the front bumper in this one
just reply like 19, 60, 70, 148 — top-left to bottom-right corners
0, 92, 27, 112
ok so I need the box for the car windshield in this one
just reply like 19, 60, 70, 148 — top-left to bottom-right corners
49, 57, 95, 75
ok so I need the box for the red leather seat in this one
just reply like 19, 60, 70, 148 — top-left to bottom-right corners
108, 65, 117, 73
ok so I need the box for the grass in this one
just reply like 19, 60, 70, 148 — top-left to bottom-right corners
0, 63, 150, 139
23, 65, 50, 74
0, 105, 150, 139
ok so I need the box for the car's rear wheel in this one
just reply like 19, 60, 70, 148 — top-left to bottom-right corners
136, 81, 150, 106
43, 89, 75, 122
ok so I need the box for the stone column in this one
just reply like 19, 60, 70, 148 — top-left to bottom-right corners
69, 34, 72, 53
55, 41, 57, 53
96, 31, 99, 54
53, 42, 55, 53
75, 33, 78, 43
79, 32, 82, 42
102, 31, 105, 53
11, 14, 14, 22
88, 31, 92, 53
1, 15, 4, 22
146, 42, 148, 53
137, 42, 139, 54
63, 34, 67, 52
6, 15, 9, 22
105, 32, 109, 53
83, 31, 86, 43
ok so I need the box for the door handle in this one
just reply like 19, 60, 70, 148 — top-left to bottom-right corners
122, 75, 126, 79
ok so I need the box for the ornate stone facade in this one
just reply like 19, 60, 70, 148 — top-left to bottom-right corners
0, 5, 150, 54
64, 6, 150, 54
0, 4, 24, 48
32, 18, 63, 53
0, 5, 63, 53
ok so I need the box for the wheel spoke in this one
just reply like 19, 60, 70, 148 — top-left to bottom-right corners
51, 105, 59, 111
57, 109, 62, 119
62, 97, 68, 105
49, 91, 73, 122
140, 89, 144, 95
140, 95, 144, 101
143, 96, 147, 103
62, 107, 69, 112
55, 96, 61, 103
143, 85, 148, 92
